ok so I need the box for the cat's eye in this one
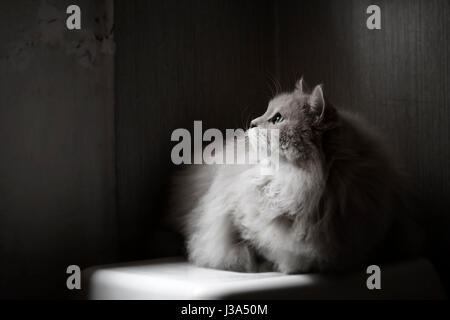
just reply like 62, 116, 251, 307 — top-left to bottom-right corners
270, 113, 283, 124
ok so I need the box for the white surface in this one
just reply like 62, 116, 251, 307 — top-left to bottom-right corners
83, 257, 446, 300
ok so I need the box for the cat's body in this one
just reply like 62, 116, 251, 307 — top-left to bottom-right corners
173, 79, 422, 273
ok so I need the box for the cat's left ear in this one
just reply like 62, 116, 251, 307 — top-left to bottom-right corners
308, 85, 326, 119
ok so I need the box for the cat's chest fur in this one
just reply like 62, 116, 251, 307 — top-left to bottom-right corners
231, 161, 325, 252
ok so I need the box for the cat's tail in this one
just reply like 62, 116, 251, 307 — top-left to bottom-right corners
167, 163, 218, 235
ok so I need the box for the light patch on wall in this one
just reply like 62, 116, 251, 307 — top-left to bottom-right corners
0, 0, 114, 70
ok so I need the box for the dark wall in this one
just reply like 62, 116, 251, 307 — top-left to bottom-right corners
0, 0, 116, 298
1, 0, 449, 299
275, 0, 450, 288
114, 0, 276, 260
0, 0, 276, 299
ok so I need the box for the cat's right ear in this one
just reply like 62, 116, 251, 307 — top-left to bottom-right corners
295, 77, 309, 94
309, 84, 326, 120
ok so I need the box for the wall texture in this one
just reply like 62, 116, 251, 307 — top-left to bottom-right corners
0, 0, 116, 298
1, 0, 449, 298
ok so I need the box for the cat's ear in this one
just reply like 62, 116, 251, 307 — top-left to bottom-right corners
295, 77, 309, 94
309, 84, 326, 119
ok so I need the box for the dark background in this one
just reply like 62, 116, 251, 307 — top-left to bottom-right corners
0, 0, 449, 298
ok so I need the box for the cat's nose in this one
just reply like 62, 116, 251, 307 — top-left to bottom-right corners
250, 121, 257, 128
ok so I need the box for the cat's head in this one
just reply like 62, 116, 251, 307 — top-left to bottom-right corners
249, 78, 337, 163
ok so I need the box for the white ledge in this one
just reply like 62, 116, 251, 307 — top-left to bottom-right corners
83, 257, 446, 299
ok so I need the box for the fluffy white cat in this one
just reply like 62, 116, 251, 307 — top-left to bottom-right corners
172, 78, 423, 273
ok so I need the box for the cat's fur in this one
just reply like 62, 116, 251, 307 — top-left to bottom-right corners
172, 78, 423, 273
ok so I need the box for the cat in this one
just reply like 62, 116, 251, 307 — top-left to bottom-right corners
171, 78, 423, 274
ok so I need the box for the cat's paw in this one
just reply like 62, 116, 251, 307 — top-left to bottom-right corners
276, 258, 313, 274
277, 265, 300, 274
224, 245, 258, 272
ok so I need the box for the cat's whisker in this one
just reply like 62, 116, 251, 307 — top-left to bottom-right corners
274, 76, 282, 95
264, 73, 276, 98
266, 72, 283, 98
239, 104, 251, 129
